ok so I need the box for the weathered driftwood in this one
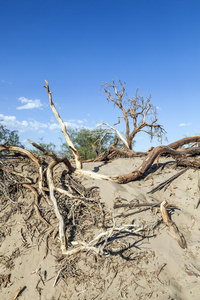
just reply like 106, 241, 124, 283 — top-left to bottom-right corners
11, 286, 25, 300
60, 222, 145, 257
46, 159, 68, 254
160, 200, 187, 249
111, 145, 200, 184
44, 80, 82, 169
168, 136, 200, 149
99, 121, 129, 149
93, 136, 200, 162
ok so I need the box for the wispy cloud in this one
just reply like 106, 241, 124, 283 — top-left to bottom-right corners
179, 123, 191, 127
17, 97, 44, 110
0, 113, 89, 134
48, 120, 88, 131
0, 114, 48, 133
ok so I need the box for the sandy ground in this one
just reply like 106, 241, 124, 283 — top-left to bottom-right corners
0, 156, 200, 300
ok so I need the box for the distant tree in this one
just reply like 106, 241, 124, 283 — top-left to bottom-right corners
59, 127, 119, 160
101, 79, 167, 150
0, 124, 23, 147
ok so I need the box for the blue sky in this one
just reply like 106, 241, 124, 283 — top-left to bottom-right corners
0, 0, 200, 151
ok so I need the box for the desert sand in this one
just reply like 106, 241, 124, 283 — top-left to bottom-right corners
0, 155, 200, 300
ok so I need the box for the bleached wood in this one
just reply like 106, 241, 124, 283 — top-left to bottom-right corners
44, 80, 82, 169
100, 121, 129, 148
46, 160, 67, 254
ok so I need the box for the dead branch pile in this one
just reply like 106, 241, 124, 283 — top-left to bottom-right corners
0, 152, 159, 292
1, 81, 200, 292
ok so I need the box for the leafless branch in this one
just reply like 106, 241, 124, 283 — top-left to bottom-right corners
101, 79, 167, 149
44, 80, 82, 169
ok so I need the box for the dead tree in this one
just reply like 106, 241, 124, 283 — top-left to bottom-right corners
101, 79, 167, 150
42, 81, 200, 184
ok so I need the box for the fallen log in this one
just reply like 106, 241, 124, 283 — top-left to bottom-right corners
93, 136, 200, 162
168, 136, 200, 149
176, 157, 200, 168
111, 146, 200, 183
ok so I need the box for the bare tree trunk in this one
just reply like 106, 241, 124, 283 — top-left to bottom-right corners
126, 136, 132, 150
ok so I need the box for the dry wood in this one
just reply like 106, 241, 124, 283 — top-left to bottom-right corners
100, 121, 129, 149
176, 157, 200, 168
168, 136, 200, 149
102, 79, 167, 149
111, 145, 200, 184
0, 166, 32, 183
28, 139, 74, 172
155, 263, 167, 279
2, 138, 200, 188
22, 184, 52, 228
46, 159, 68, 255
11, 286, 24, 300
114, 201, 161, 209
62, 222, 144, 257
44, 80, 82, 169
160, 201, 187, 249
38, 85, 200, 183
0, 144, 41, 168
0, 143, 45, 197
185, 263, 200, 277
2, 274, 10, 288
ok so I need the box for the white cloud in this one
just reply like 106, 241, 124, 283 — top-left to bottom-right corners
0, 114, 48, 133
0, 113, 29, 132
179, 123, 191, 127
17, 97, 44, 110
29, 120, 48, 130
0, 113, 90, 135
48, 123, 61, 131
48, 120, 87, 131
77, 120, 84, 124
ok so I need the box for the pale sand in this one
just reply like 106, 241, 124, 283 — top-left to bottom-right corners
0, 156, 200, 299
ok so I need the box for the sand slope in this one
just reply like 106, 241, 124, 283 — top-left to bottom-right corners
0, 156, 200, 299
